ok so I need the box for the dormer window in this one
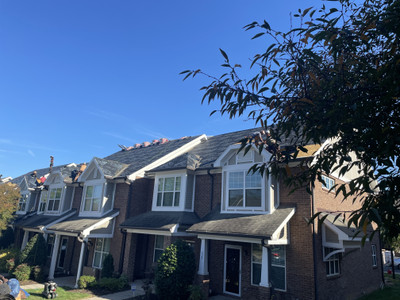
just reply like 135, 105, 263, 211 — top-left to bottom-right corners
156, 176, 181, 207
18, 193, 29, 212
152, 172, 194, 212
47, 187, 62, 212
83, 184, 103, 212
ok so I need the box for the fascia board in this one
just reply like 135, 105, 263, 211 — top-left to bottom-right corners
197, 233, 262, 244
127, 134, 208, 180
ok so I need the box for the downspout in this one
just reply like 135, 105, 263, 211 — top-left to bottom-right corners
311, 183, 319, 300
118, 180, 133, 274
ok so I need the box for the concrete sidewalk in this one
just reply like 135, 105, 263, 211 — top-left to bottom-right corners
20, 276, 145, 300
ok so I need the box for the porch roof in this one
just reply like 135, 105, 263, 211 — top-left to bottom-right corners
187, 205, 295, 239
47, 209, 119, 236
120, 211, 201, 233
13, 209, 77, 231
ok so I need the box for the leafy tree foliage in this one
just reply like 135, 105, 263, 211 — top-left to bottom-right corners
20, 234, 47, 266
0, 183, 19, 234
182, 0, 400, 241
0, 227, 15, 249
155, 239, 196, 300
101, 253, 114, 278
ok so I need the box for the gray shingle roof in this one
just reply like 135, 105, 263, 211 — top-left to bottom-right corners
120, 211, 201, 232
93, 157, 130, 178
11, 165, 64, 189
324, 214, 361, 237
104, 136, 200, 177
47, 209, 119, 235
13, 209, 76, 230
187, 205, 295, 239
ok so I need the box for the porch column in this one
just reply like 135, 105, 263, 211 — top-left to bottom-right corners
21, 231, 29, 250
260, 246, 269, 287
75, 238, 87, 288
198, 238, 209, 275
48, 234, 61, 279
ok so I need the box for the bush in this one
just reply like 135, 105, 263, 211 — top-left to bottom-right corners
0, 248, 19, 272
6, 258, 15, 273
98, 276, 129, 292
20, 234, 47, 266
101, 254, 114, 278
188, 285, 206, 300
31, 265, 46, 282
155, 239, 196, 300
13, 263, 31, 281
78, 275, 97, 289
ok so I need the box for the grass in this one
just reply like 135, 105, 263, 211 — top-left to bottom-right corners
357, 274, 400, 300
25, 286, 95, 300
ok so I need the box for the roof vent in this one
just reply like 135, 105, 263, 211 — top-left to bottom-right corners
143, 141, 151, 147
160, 138, 169, 144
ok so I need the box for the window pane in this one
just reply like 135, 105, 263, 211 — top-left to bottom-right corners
86, 186, 93, 198
157, 193, 162, 206
154, 249, 163, 263
95, 239, 103, 251
175, 177, 181, 191
229, 190, 243, 206
53, 200, 60, 211
48, 200, 54, 211
246, 189, 262, 207
155, 236, 164, 249
84, 198, 91, 211
92, 197, 100, 211
252, 263, 261, 285
50, 189, 56, 199
163, 192, 173, 206
245, 173, 262, 188
174, 192, 180, 206
164, 178, 174, 191
252, 244, 262, 263
156, 178, 163, 192
271, 266, 285, 290
229, 172, 243, 188
55, 188, 62, 199
93, 252, 101, 268
271, 246, 285, 266
93, 185, 102, 198
103, 239, 111, 252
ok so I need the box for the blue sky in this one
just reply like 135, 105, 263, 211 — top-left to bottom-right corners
0, 0, 323, 178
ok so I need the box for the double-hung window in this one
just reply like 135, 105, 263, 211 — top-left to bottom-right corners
156, 176, 181, 207
83, 184, 103, 212
153, 235, 165, 263
18, 193, 29, 212
47, 187, 62, 212
228, 171, 262, 208
93, 238, 110, 269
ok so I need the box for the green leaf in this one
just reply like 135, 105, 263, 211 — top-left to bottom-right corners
219, 48, 229, 62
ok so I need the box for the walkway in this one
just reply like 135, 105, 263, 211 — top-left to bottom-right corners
21, 276, 145, 300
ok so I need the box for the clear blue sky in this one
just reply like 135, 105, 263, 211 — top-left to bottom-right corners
0, 0, 323, 178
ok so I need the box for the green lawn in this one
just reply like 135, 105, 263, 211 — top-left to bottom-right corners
357, 274, 400, 300
25, 287, 94, 300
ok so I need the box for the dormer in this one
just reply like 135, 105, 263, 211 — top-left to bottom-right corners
151, 170, 195, 212
39, 170, 74, 215
214, 144, 279, 214
78, 158, 125, 217
16, 177, 34, 215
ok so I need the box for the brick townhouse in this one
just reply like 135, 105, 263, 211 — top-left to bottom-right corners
120, 128, 383, 300
10, 128, 383, 298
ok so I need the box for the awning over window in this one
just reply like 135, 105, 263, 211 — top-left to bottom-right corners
187, 205, 295, 244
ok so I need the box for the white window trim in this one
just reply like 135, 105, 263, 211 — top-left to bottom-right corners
371, 244, 377, 267
92, 238, 110, 269
222, 164, 268, 214
44, 184, 65, 215
16, 192, 30, 214
152, 172, 188, 212
38, 190, 48, 214
325, 247, 341, 276
80, 179, 106, 217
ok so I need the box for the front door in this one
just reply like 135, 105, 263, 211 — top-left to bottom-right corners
224, 245, 241, 296
57, 237, 68, 269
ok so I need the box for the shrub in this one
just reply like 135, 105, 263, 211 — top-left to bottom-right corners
0, 248, 19, 272
20, 234, 47, 266
155, 239, 196, 300
31, 265, 46, 282
0, 228, 15, 249
6, 258, 15, 273
13, 263, 31, 281
98, 276, 129, 292
188, 285, 206, 300
78, 275, 97, 289
101, 254, 114, 278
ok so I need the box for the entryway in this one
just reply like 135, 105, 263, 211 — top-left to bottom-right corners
223, 245, 241, 297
